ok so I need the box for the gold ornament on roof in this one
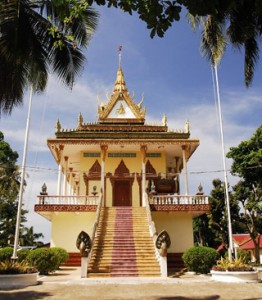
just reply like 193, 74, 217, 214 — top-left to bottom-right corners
162, 114, 167, 126
56, 119, 61, 133
78, 112, 83, 127
137, 94, 144, 110
117, 103, 126, 115
185, 120, 190, 133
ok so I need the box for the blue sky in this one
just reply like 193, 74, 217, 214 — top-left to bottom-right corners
1, 6, 262, 241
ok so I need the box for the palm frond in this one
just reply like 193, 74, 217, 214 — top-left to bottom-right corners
186, 12, 203, 31
51, 43, 85, 88
0, 0, 99, 115
244, 37, 259, 87
201, 16, 227, 66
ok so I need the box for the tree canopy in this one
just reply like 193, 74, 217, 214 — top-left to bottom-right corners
227, 125, 262, 262
1, 0, 262, 115
193, 178, 242, 250
0, 132, 43, 247
0, 0, 98, 115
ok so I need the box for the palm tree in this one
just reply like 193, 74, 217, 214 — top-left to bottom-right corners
20, 226, 44, 246
0, 0, 98, 115
188, 1, 262, 86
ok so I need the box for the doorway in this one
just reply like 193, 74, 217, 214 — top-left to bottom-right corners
113, 180, 131, 206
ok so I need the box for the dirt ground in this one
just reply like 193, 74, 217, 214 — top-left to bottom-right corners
0, 267, 262, 300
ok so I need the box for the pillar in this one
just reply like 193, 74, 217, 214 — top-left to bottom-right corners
63, 156, 68, 197
141, 145, 147, 206
182, 146, 189, 195
100, 145, 108, 206
57, 164, 62, 196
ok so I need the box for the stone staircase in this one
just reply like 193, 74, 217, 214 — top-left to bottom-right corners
87, 207, 161, 277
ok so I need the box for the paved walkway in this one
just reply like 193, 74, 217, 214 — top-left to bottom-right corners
0, 267, 262, 300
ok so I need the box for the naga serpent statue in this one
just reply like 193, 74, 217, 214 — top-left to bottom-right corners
155, 230, 171, 257
76, 231, 92, 257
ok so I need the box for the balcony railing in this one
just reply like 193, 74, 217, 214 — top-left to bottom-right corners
149, 194, 209, 205
36, 195, 99, 205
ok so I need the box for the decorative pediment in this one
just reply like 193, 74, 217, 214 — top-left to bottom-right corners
146, 160, 156, 175
89, 160, 101, 176
115, 160, 130, 176
98, 67, 146, 124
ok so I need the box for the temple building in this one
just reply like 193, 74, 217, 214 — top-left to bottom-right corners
35, 52, 210, 277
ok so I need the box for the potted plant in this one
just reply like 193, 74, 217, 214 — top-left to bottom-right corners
0, 260, 38, 289
211, 257, 259, 282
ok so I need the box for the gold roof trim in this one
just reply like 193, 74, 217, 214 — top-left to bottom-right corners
98, 67, 146, 123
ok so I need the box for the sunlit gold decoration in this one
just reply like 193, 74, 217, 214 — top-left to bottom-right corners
162, 114, 167, 126
98, 65, 146, 123
56, 119, 61, 133
78, 112, 83, 128
117, 103, 126, 115
185, 120, 190, 133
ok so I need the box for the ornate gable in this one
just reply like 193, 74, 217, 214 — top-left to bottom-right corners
146, 160, 156, 175
115, 160, 130, 176
89, 160, 101, 176
98, 66, 146, 124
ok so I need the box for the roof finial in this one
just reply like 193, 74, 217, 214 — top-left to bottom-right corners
118, 45, 122, 68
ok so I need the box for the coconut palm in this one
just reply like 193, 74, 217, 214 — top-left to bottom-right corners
20, 226, 44, 246
0, 0, 98, 115
188, 1, 262, 86
188, 13, 227, 67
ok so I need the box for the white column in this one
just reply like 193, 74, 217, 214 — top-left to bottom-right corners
100, 145, 108, 206
141, 145, 147, 206
68, 168, 73, 197
182, 146, 189, 195
63, 156, 68, 197
57, 164, 62, 196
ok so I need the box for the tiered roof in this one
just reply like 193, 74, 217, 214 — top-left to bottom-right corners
54, 63, 190, 140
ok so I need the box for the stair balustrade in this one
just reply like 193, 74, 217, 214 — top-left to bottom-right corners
144, 192, 167, 277
81, 193, 103, 277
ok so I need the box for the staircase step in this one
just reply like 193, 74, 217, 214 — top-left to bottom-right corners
88, 206, 161, 277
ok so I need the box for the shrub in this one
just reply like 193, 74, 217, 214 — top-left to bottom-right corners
0, 247, 13, 262
27, 248, 59, 275
182, 246, 219, 274
17, 248, 30, 262
50, 247, 69, 269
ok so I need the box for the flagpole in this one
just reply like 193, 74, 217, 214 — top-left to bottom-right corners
213, 64, 234, 261
12, 86, 33, 260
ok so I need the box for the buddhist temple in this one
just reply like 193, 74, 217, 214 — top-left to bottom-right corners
35, 50, 210, 277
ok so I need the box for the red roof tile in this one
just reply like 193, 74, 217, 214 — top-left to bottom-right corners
233, 234, 251, 246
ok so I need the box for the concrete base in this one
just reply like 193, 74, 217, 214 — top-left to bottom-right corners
211, 270, 259, 283
0, 273, 38, 289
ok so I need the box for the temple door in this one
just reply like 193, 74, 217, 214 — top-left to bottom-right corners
113, 180, 131, 206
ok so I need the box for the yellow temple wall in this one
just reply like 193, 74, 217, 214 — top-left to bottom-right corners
105, 177, 113, 207
50, 212, 96, 252
79, 154, 102, 195
152, 212, 193, 253
78, 151, 167, 207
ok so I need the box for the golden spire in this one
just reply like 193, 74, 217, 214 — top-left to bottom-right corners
114, 45, 127, 93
